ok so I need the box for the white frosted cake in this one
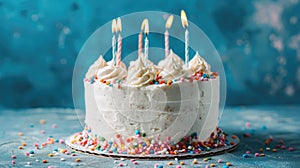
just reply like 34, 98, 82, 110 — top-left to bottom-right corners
70, 49, 225, 156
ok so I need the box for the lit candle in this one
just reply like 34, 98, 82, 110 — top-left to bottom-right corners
111, 19, 117, 66
141, 19, 149, 66
181, 10, 189, 68
116, 17, 122, 66
165, 15, 173, 58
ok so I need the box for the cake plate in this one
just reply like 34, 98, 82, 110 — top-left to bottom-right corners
65, 133, 239, 159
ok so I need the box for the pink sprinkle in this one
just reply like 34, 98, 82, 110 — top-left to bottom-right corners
245, 122, 251, 128
52, 124, 57, 128
130, 159, 135, 162
180, 77, 185, 82
34, 143, 39, 147
25, 152, 29, 156
205, 165, 209, 168
136, 134, 141, 138
59, 139, 65, 144
48, 166, 54, 168
12, 160, 15, 164
133, 161, 138, 165
246, 151, 251, 154
72, 153, 76, 156
217, 159, 222, 163
176, 166, 181, 168
112, 80, 116, 84
11, 155, 16, 159
41, 130, 46, 134
289, 147, 294, 151
281, 145, 286, 149
118, 163, 123, 167
154, 163, 159, 168
254, 153, 260, 157
166, 136, 171, 141
189, 78, 193, 83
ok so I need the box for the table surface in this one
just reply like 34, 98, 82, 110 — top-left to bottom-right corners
0, 106, 299, 168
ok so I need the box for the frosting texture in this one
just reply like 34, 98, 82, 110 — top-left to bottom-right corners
189, 52, 211, 74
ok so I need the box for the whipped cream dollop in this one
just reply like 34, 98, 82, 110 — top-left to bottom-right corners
128, 54, 158, 73
189, 52, 211, 74
158, 50, 184, 69
85, 55, 108, 79
158, 50, 189, 81
97, 61, 127, 82
127, 57, 156, 87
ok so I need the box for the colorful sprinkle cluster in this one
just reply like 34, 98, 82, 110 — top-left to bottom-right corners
70, 127, 231, 156
85, 71, 219, 88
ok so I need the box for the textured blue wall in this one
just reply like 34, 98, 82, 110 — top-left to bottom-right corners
0, 0, 299, 108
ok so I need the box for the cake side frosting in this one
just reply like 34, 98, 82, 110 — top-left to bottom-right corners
75, 51, 221, 155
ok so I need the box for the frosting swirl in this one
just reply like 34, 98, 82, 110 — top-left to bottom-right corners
158, 50, 184, 69
85, 55, 108, 79
189, 52, 211, 74
128, 54, 158, 73
127, 57, 156, 87
97, 63, 127, 82
158, 51, 188, 81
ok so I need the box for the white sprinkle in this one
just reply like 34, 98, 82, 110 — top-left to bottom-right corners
27, 162, 31, 165
120, 158, 125, 161
60, 158, 66, 161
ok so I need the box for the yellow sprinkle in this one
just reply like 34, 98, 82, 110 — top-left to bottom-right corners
75, 158, 81, 162
39, 119, 46, 124
180, 161, 185, 165
22, 142, 27, 146
203, 158, 208, 162
18, 132, 24, 136
226, 162, 232, 166
260, 153, 265, 157
193, 160, 198, 164
168, 161, 173, 165
273, 149, 277, 152
48, 153, 54, 157
210, 163, 216, 167
259, 148, 264, 152
18, 146, 23, 149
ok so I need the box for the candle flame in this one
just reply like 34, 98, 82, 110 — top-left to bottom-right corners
117, 17, 122, 32
112, 19, 117, 33
180, 10, 188, 28
165, 15, 174, 29
141, 19, 149, 35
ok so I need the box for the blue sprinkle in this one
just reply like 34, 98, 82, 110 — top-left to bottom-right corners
242, 154, 248, 158
109, 83, 113, 87
157, 165, 163, 168
108, 141, 113, 145
88, 129, 91, 133
202, 74, 207, 78
53, 148, 58, 152
90, 76, 95, 84
135, 130, 140, 135
173, 79, 177, 82
150, 150, 154, 154
154, 82, 159, 85
55, 139, 59, 143
223, 166, 229, 168
49, 135, 53, 138
29, 150, 34, 154
261, 125, 267, 130
142, 142, 147, 147
29, 124, 34, 128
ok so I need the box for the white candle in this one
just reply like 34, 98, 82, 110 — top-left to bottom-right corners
116, 17, 122, 66
181, 10, 189, 68
185, 29, 189, 68
111, 19, 117, 66
165, 15, 173, 58
141, 19, 149, 66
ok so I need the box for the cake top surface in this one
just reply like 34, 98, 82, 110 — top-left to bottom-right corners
85, 50, 218, 87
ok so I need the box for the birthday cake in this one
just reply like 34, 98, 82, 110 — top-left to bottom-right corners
69, 13, 230, 156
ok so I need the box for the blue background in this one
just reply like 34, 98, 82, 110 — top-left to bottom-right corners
0, 0, 299, 108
